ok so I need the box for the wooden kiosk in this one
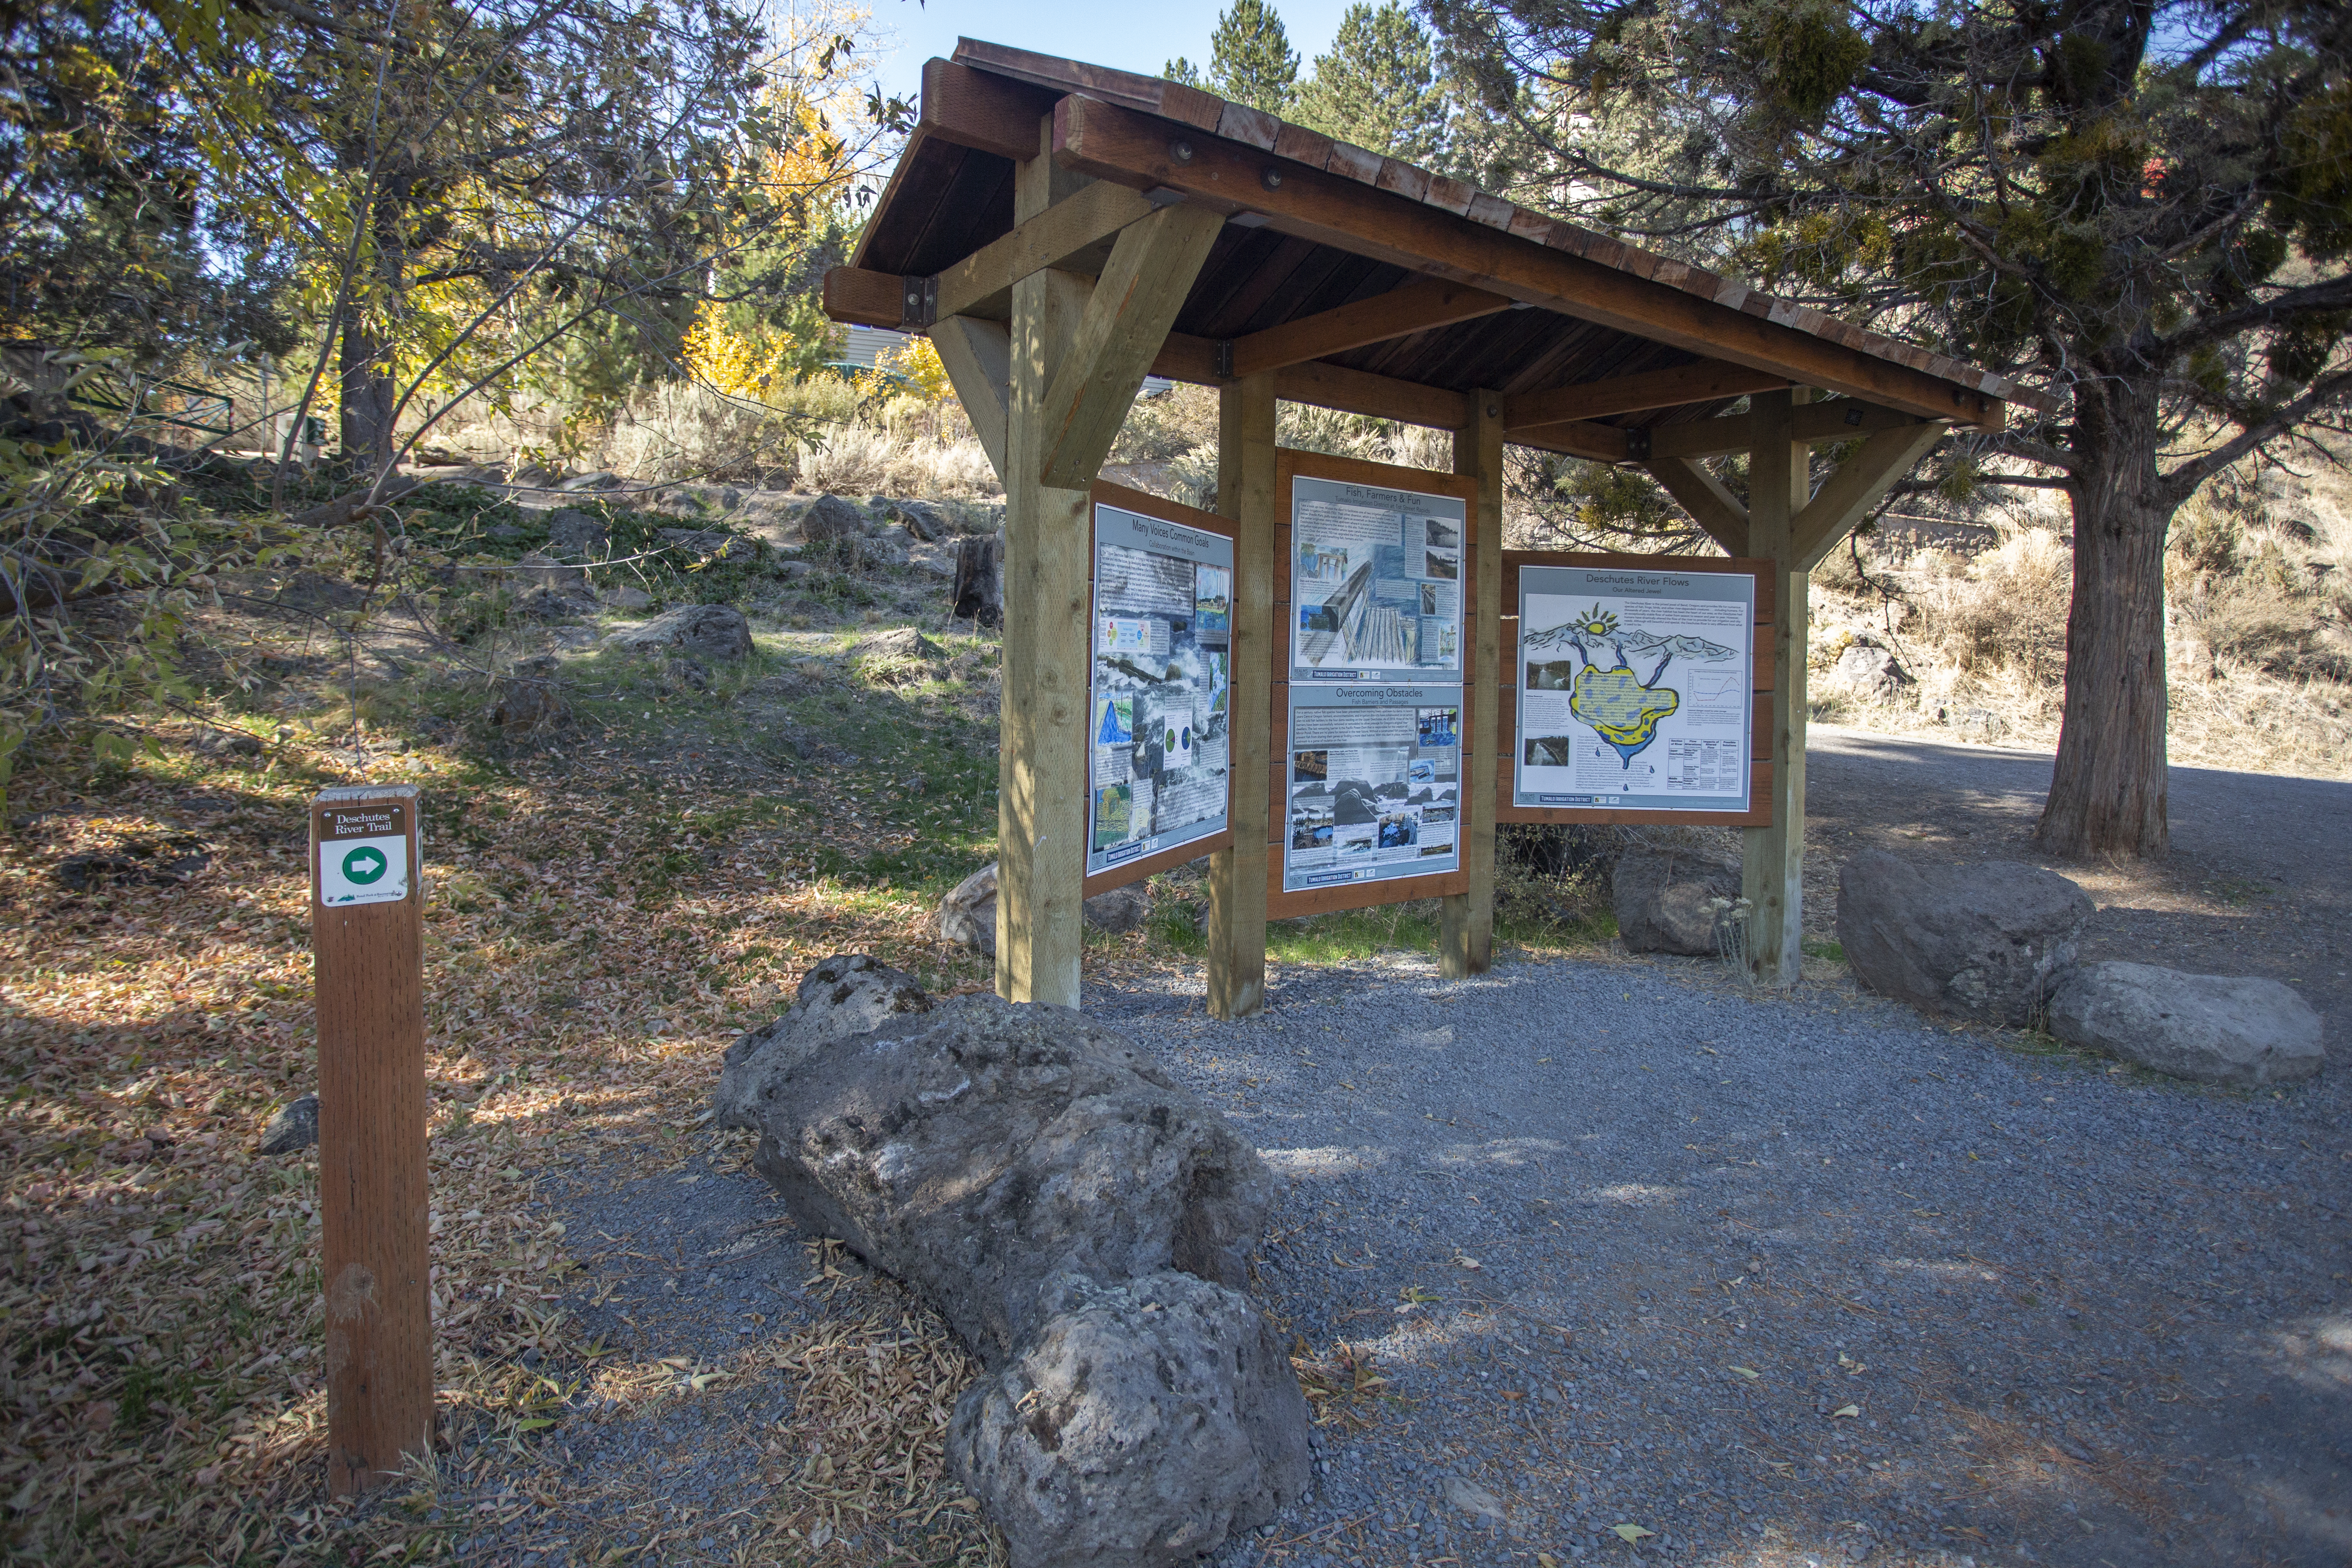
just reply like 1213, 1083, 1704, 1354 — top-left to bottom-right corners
824, 40, 2032, 1016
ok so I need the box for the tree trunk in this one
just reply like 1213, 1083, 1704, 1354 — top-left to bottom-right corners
2037, 373, 2172, 860
337, 311, 397, 475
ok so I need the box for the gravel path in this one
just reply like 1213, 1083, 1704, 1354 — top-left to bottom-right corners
1092, 950, 2348, 1568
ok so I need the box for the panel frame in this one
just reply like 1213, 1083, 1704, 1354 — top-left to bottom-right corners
1082, 478, 1239, 898
1496, 550, 1777, 829
1268, 448, 1480, 919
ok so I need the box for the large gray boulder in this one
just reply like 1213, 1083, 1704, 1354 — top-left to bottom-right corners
713, 972, 1278, 1367
2048, 962, 2324, 1086
601, 602, 752, 661
1835, 851, 2091, 1025
947, 1271, 1311, 1568
714, 954, 935, 1101
799, 494, 867, 542
1612, 848, 1738, 956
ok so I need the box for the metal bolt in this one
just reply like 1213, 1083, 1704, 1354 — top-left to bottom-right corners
1169, 139, 1195, 164
1261, 166, 1283, 191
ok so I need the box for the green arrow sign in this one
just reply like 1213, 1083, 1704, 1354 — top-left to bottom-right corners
341, 845, 388, 885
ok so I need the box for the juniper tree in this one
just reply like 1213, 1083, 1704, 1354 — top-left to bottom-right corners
1431, 0, 2352, 858
1291, 2, 1454, 166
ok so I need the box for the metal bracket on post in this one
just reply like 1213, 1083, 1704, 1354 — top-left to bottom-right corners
1214, 339, 1235, 380
1621, 426, 1653, 461
901, 274, 938, 330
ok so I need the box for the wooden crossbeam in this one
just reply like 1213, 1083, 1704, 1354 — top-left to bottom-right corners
935, 181, 1161, 322
822, 266, 910, 329
1053, 94, 2003, 427
929, 316, 1012, 480
1228, 277, 1512, 378
1038, 203, 1226, 488
918, 57, 1059, 159
1644, 457, 1750, 556
1647, 398, 1930, 460
1793, 421, 1948, 570
1506, 361, 1788, 434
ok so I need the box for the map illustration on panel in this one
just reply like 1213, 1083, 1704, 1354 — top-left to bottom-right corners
1523, 604, 1734, 767
1515, 566, 1756, 811
1088, 503, 1235, 874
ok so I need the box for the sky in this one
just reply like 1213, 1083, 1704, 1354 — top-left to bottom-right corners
857, 0, 1363, 112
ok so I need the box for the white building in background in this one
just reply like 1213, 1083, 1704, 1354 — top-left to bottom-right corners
841, 325, 911, 369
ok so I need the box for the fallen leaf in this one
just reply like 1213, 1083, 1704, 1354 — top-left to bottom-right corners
1611, 1523, 1655, 1542
1833, 1403, 1861, 1418
1441, 1476, 1505, 1521
1454, 1255, 1481, 1270
1538, 1556, 1559, 1568
1729, 1365, 1761, 1379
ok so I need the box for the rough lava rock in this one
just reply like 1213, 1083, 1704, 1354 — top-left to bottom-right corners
1828, 642, 1911, 698
2048, 961, 2324, 1086
713, 976, 1277, 1368
936, 862, 1154, 954
1835, 850, 2091, 1025
800, 494, 867, 542
601, 603, 752, 661
946, 1270, 1311, 1568
713, 954, 936, 1108
546, 509, 608, 556
258, 1093, 318, 1155
1612, 848, 1739, 956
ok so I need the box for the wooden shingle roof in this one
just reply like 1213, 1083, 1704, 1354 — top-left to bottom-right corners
830, 38, 2036, 451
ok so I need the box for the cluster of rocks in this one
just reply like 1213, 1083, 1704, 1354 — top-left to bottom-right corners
1613, 847, 2325, 1087
712, 956, 1310, 1568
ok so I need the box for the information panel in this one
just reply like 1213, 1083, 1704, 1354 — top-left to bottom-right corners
1283, 683, 1462, 892
1088, 498, 1234, 882
1290, 476, 1467, 681
1514, 562, 1756, 812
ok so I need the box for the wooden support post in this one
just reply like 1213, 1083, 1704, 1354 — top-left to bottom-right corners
1441, 389, 1504, 978
310, 783, 432, 1495
1207, 372, 1277, 1018
998, 122, 1094, 1008
1740, 391, 1810, 988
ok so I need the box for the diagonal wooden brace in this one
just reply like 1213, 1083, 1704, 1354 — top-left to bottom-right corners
1037, 202, 1226, 490
929, 316, 1012, 482
1644, 457, 1751, 557
1792, 421, 1947, 570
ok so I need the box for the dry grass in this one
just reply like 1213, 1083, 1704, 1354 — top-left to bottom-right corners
0, 722, 1019, 1564
798, 423, 997, 500
1810, 484, 2352, 779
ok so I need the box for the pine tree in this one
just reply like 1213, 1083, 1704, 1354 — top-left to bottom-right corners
1207, 0, 1298, 114
1164, 57, 1202, 87
1290, 2, 1451, 165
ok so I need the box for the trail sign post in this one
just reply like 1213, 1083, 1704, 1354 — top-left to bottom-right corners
310, 783, 433, 1494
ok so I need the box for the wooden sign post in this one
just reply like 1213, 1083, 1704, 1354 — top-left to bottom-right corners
310, 782, 433, 1494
